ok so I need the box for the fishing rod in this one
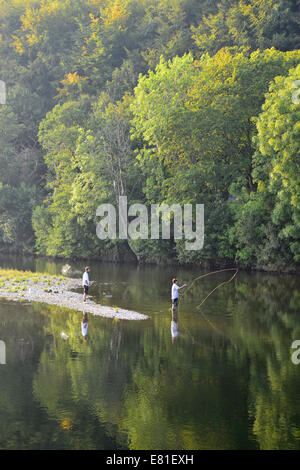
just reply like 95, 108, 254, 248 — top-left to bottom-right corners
176, 268, 239, 344
178, 268, 239, 311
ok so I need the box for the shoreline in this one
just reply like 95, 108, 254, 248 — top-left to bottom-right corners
0, 250, 299, 275
0, 271, 149, 321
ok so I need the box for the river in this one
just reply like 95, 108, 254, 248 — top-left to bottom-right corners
0, 254, 299, 450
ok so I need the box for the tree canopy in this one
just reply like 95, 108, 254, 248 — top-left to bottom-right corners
0, 0, 299, 270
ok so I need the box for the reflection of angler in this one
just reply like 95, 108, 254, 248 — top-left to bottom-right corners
171, 310, 184, 343
171, 318, 179, 342
81, 311, 88, 341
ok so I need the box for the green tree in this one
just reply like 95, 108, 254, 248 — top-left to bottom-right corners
191, 0, 300, 56
230, 64, 300, 269
33, 97, 93, 257
131, 47, 300, 263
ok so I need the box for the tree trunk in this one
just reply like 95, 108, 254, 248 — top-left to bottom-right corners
127, 239, 141, 263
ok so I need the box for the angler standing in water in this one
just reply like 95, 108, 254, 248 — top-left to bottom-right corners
171, 278, 186, 309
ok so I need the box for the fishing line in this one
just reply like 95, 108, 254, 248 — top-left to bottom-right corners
196, 269, 238, 311
178, 268, 238, 311
176, 268, 239, 344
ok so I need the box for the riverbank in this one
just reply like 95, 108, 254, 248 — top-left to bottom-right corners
0, 268, 149, 320
0, 248, 299, 274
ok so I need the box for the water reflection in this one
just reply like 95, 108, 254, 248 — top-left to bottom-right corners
0, 257, 299, 450
171, 309, 184, 343
81, 311, 88, 341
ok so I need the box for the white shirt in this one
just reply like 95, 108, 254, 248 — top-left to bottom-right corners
171, 283, 179, 300
82, 272, 89, 287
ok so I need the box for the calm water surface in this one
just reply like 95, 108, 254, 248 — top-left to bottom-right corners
0, 255, 299, 450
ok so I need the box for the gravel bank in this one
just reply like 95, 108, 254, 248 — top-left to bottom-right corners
0, 276, 149, 321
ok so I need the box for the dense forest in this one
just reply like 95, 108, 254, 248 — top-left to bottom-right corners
0, 0, 299, 271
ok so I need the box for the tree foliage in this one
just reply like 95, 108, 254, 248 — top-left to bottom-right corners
230, 64, 300, 268
0, 0, 299, 270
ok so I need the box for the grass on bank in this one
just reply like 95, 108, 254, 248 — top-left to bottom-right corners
0, 267, 66, 287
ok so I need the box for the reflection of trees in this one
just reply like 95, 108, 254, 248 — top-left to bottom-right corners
1, 269, 299, 450
120, 330, 251, 450
32, 306, 136, 449
0, 301, 51, 449
32, 305, 253, 449
31, 273, 300, 450
182, 273, 300, 450
227, 276, 300, 450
